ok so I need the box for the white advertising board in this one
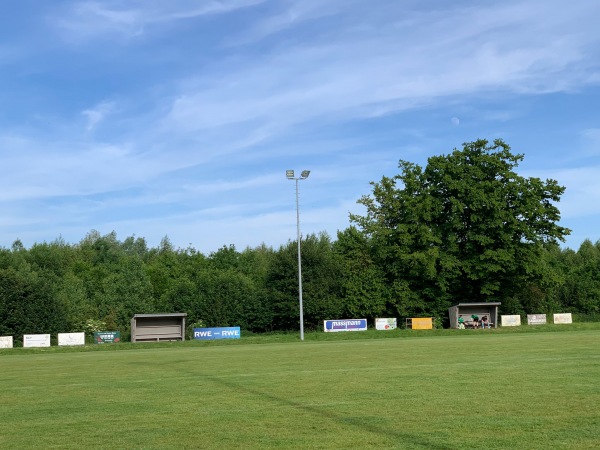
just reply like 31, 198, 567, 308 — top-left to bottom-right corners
553, 313, 572, 324
527, 314, 547, 325
375, 318, 397, 330
23, 334, 51, 348
58, 332, 85, 346
0, 336, 13, 349
501, 315, 521, 327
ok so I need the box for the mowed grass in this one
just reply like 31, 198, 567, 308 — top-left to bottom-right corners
1, 330, 599, 449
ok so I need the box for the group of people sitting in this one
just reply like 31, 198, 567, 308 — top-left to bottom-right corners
457, 314, 491, 329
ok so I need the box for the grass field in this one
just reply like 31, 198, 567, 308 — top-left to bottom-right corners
1, 327, 599, 449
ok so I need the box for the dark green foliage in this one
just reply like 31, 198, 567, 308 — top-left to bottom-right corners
0, 265, 67, 341
266, 233, 344, 331
551, 240, 600, 314
334, 227, 388, 319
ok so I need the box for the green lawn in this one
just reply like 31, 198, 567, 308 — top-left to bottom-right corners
1, 329, 599, 449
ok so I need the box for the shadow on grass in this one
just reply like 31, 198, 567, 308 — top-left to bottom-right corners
191, 369, 448, 449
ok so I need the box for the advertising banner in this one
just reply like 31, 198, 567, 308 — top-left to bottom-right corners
94, 331, 121, 344
411, 318, 433, 330
324, 319, 367, 332
501, 315, 521, 327
527, 314, 547, 325
193, 327, 241, 340
58, 332, 85, 346
375, 318, 397, 330
0, 336, 13, 349
553, 313, 572, 324
23, 334, 51, 348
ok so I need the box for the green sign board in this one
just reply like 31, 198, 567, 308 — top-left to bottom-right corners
94, 331, 121, 344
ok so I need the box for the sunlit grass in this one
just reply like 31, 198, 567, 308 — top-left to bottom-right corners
1, 327, 599, 449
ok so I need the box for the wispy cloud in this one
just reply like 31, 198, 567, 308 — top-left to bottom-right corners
53, 0, 267, 42
82, 101, 115, 131
163, 0, 600, 141
2, 0, 600, 251
224, 0, 342, 46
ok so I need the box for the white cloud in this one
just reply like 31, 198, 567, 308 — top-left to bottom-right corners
82, 101, 115, 131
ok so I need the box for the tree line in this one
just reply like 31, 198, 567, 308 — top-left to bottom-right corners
1, 140, 598, 341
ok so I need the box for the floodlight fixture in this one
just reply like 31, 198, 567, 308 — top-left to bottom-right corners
300, 170, 310, 179
286, 169, 295, 179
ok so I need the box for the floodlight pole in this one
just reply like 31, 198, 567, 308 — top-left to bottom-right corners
286, 169, 310, 341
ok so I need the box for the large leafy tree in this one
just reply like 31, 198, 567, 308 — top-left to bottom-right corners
351, 139, 570, 315
334, 227, 388, 319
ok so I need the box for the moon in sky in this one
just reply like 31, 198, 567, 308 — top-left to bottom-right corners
451, 117, 460, 126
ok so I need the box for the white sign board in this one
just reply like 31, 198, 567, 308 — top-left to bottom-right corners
58, 332, 85, 346
553, 313, 572, 324
375, 318, 397, 330
527, 314, 547, 325
0, 336, 13, 349
23, 334, 51, 348
501, 315, 521, 327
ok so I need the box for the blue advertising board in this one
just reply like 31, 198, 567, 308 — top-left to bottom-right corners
323, 319, 368, 332
193, 327, 241, 340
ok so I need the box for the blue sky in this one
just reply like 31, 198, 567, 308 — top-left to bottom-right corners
1, 0, 599, 253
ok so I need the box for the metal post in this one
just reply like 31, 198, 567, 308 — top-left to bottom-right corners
286, 169, 310, 341
295, 178, 304, 341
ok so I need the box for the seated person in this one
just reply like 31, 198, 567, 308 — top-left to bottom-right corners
458, 315, 465, 329
471, 314, 479, 328
481, 316, 491, 328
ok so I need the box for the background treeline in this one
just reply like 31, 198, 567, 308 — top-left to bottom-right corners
1, 139, 599, 340
1, 231, 598, 341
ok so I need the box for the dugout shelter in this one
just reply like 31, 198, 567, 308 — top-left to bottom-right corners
448, 302, 500, 329
130, 313, 187, 342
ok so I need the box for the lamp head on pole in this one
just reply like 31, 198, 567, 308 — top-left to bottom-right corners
286, 170, 295, 179
300, 170, 310, 179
